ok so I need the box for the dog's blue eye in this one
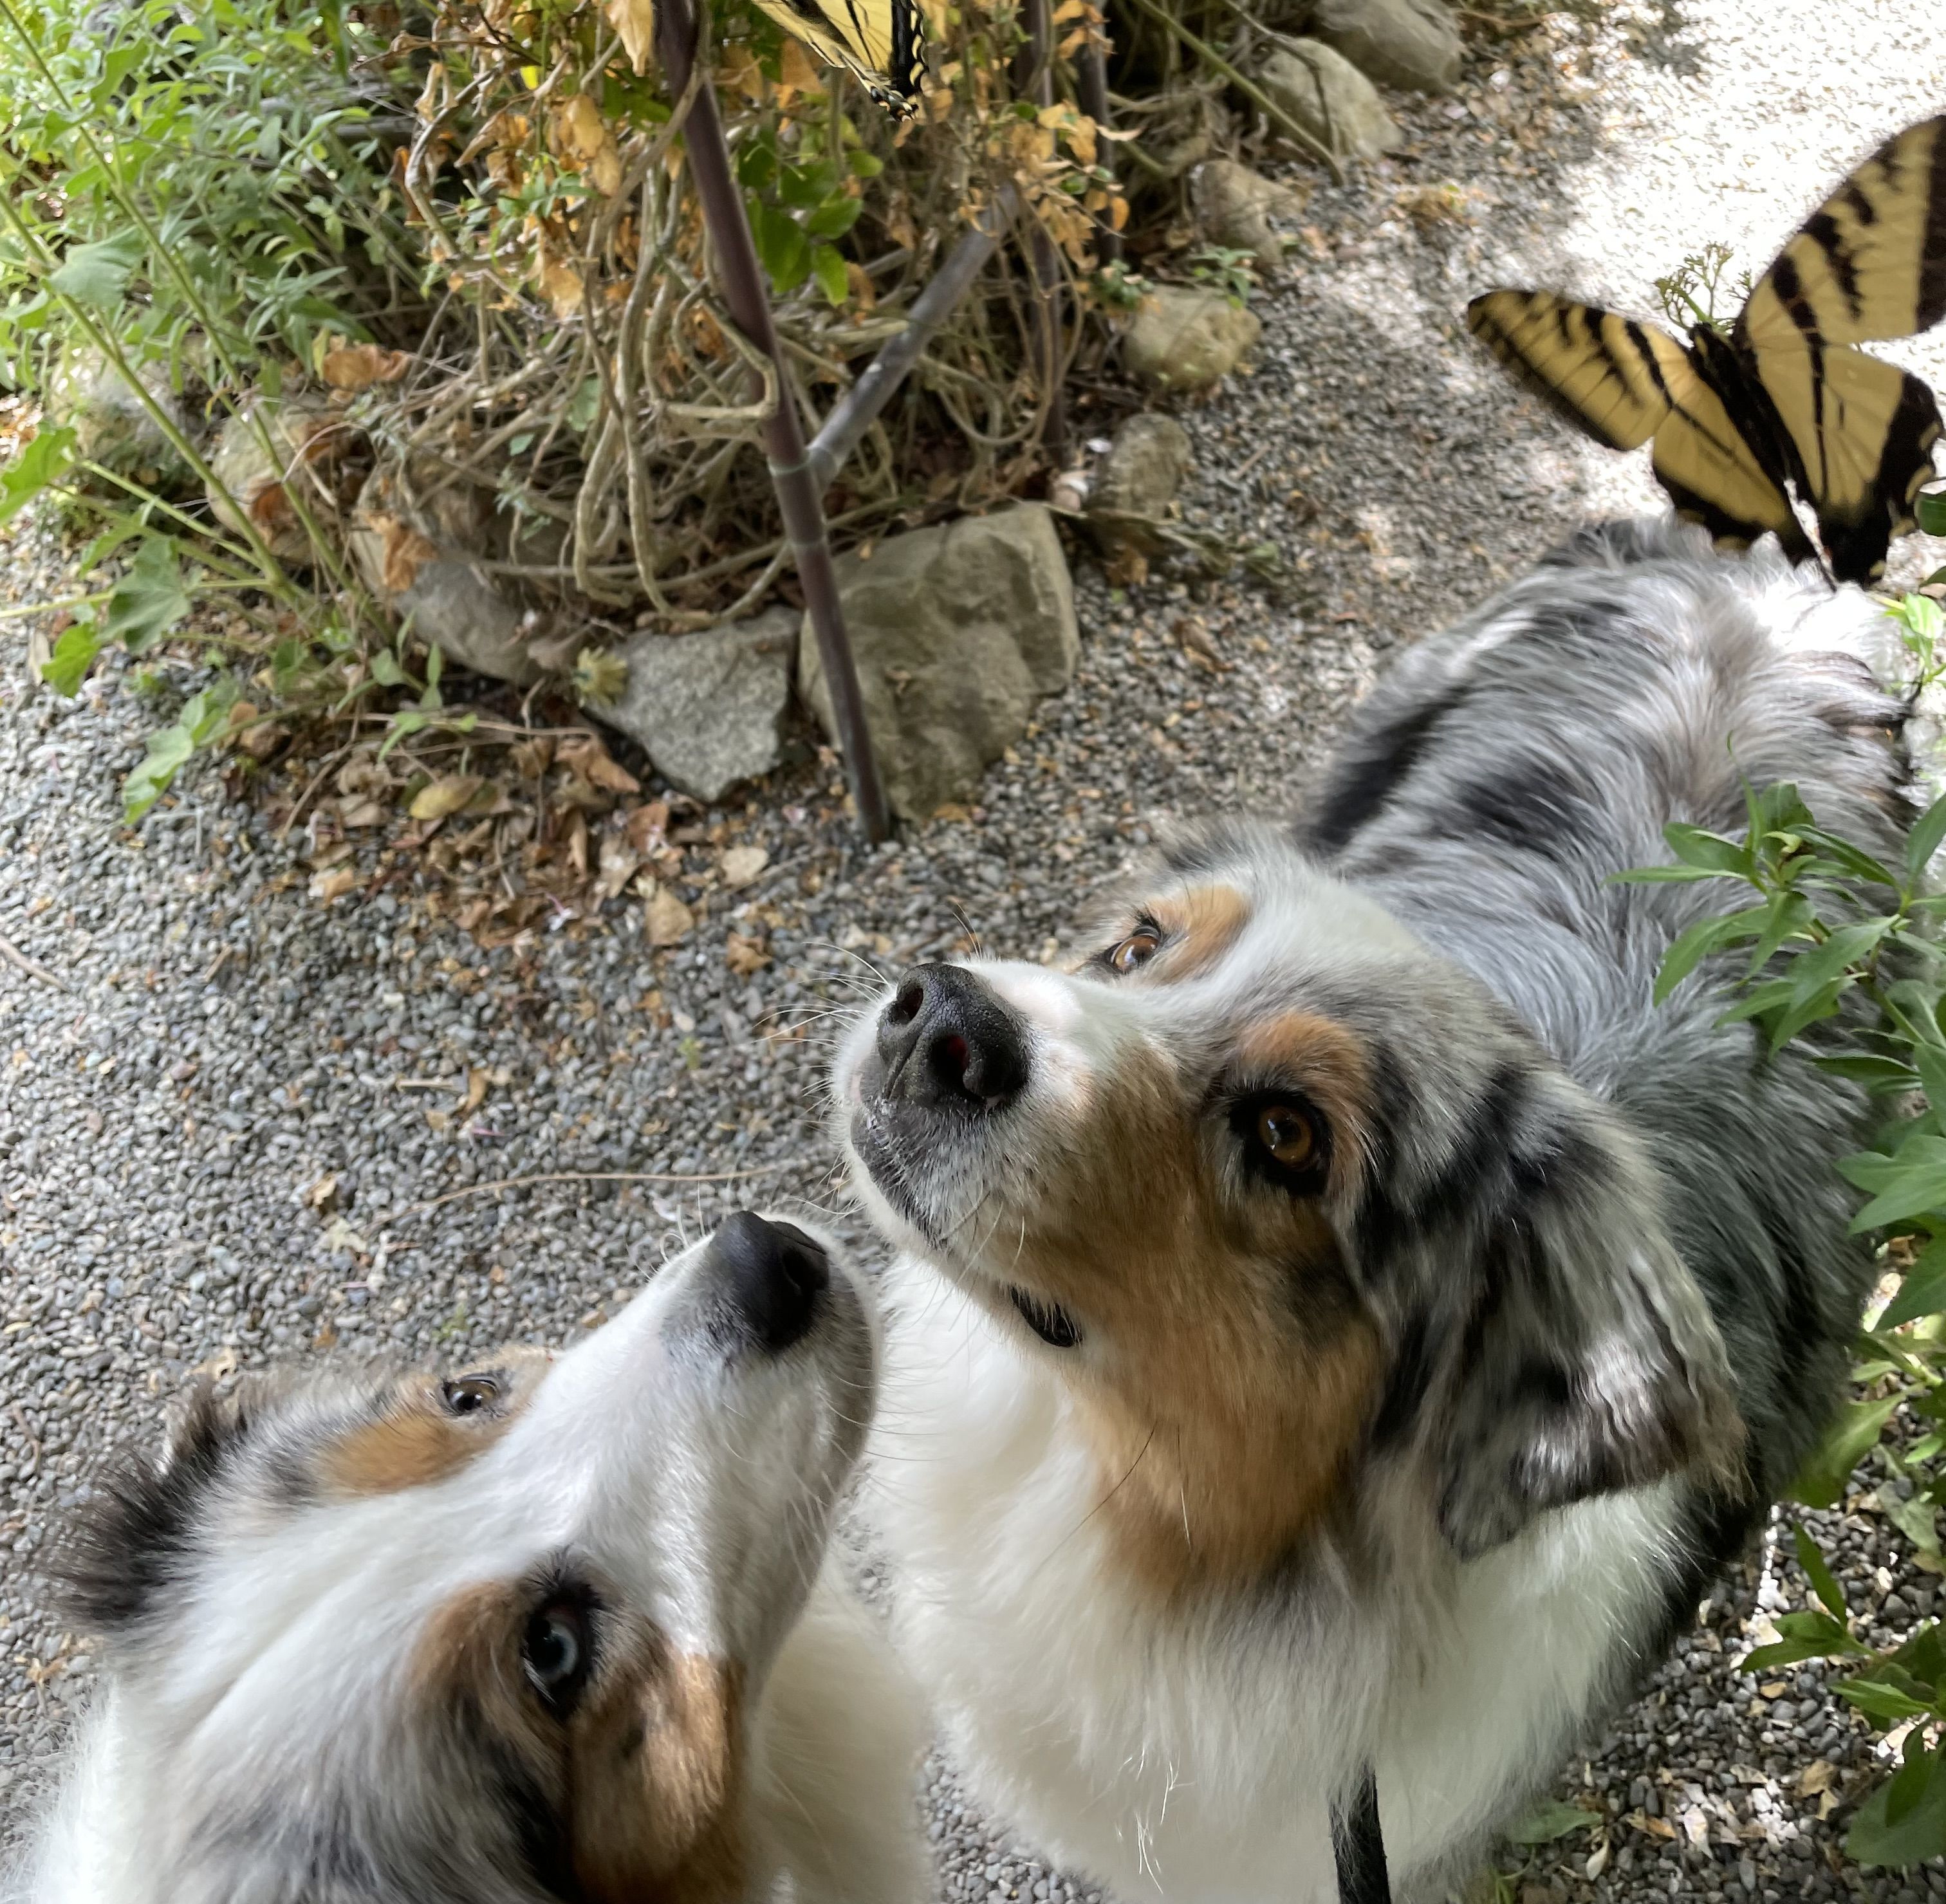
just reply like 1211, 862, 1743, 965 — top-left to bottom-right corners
523, 1600, 593, 1713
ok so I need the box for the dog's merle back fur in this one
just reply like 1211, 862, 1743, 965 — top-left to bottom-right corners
1308, 517, 1908, 1550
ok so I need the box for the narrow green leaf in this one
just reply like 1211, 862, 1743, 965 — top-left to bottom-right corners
1663, 822, 1752, 876
1845, 1134, 1946, 1231
1835, 1677, 1934, 1723
1609, 864, 1727, 884
1792, 1522, 1849, 1620
1813, 1054, 1921, 1091
1909, 792, 1946, 881
1768, 975, 1848, 1051
1788, 1395, 1901, 1506
1653, 905, 1766, 1003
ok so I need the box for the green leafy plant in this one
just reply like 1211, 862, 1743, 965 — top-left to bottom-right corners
1622, 591, 1946, 1865
1183, 243, 1259, 305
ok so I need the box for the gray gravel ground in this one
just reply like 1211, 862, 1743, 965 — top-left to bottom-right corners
4, 0, 1946, 1898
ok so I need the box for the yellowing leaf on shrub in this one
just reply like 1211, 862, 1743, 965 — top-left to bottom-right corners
777, 39, 825, 98
604, 0, 656, 75
322, 344, 412, 391
411, 774, 485, 821
535, 251, 584, 319
550, 93, 622, 193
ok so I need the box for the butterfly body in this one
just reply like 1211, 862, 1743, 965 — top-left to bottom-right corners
750, 0, 925, 116
1469, 115, 1946, 584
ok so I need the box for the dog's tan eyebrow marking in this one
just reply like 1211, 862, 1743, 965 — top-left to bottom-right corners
1142, 883, 1251, 977
1232, 1012, 1375, 1196
319, 1382, 524, 1498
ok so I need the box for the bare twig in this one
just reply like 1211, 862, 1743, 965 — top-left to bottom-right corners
0, 932, 65, 992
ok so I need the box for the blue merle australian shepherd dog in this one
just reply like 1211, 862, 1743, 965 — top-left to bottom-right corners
833, 520, 1916, 1901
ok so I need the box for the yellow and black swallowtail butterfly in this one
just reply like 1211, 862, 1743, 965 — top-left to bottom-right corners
750, 0, 925, 118
1468, 115, 1946, 584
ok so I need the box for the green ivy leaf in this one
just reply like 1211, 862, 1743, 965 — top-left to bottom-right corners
748, 200, 810, 295
0, 425, 78, 524
39, 619, 104, 697
1504, 1799, 1600, 1845
48, 231, 145, 310
124, 721, 196, 822
811, 243, 849, 306
104, 537, 190, 654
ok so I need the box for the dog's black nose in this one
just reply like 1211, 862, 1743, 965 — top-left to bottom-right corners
875, 964, 1030, 1110
707, 1212, 829, 1352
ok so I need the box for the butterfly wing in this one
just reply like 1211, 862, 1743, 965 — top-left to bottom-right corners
1467, 290, 1685, 450
1741, 115, 1946, 351
1741, 339, 1942, 582
1732, 116, 1946, 582
1467, 290, 1814, 562
748, 0, 923, 115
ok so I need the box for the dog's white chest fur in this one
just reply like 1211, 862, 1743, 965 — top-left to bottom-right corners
866, 1262, 1688, 1902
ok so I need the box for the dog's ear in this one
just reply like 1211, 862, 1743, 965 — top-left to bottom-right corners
55, 1378, 251, 1637
1420, 1077, 1745, 1558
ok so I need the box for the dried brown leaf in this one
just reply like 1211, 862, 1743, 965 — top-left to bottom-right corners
310, 865, 359, 904
560, 734, 642, 794
597, 833, 642, 900
411, 775, 485, 822
725, 930, 770, 975
603, 0, 655, 75
371, 514, 441, 594
643, 883, 694, 947
624, 799, 671, 853
321, 344, 412, 391
720, 844, 768, 888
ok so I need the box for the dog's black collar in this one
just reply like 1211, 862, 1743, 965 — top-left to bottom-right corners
1330, 1764, 1391, 1904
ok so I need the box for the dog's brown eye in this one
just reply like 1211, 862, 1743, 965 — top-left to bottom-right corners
1256, 1105, 1315, 1169
1109, 930, 1160, 974
441, 1374, 499, 1416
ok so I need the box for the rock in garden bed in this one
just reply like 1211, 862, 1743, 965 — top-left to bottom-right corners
1256, 41, 1403, 163
796, 503, 1079, 822
1121, 286, 1263, 394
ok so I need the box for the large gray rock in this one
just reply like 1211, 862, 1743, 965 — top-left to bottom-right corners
46, 349, 194, 495
1189, 160, 1310, 273
602, 607, 796, 803
1121, 286, 1262, 394
1257, 42, 1402, 163
797, 505, 1078, 821
348, 465, 541, 687
1311, 0, 1463, 92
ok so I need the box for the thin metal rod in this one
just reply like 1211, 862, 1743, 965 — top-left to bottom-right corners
656, 0, 892, 842
808, 189, 1017, 490
1017, 0, 1067, 463
1075, 38, 1123, 267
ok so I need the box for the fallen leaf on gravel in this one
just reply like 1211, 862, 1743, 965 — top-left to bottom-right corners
567, 809, 590, 877
321, 343, 412, 391
1799, 1761, 1835, 1795
1757, 1680, 1786, 1697
305, 1172, 339, 1211
721, 844, 768, 888
644, 883, 694, 947
626, 799, 671, 853
310, 865, 358, 903
597, 834, 642, 900
337, 753, 391, 799
411, 775, 484, 820
425, 1107, 451, 1132
340, 799, 388, 829
559, 734, 641, 794
725, 931, 770, 975
1583, 1838, 1609, 1881
461, 1067, 490, 1114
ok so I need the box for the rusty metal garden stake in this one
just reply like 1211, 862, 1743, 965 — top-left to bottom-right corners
1017, 0, 1068, 461
656, 0, 892, 842
1074, 38, 1122, 266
